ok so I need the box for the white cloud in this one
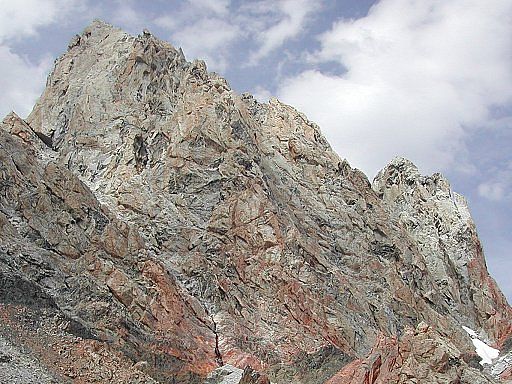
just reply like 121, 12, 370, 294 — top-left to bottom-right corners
153, 15, 178, 30
111, 3, 145, 34
0, 46, 52, 118
154, 0, 318, 73
477, 160, 512, 202
247, 0, 317, 63
170, 18, 240, 72
277, 0, 512, 178
478, 182, 506, 201
0, 0, 85, 118
153, 1, 239, 72
0, 0, 79, 41
252, 85, 272, 103
187, 0, 231, 16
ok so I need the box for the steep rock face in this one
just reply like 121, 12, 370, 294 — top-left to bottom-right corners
0, 20, 510, 383
0, 113, 217, 382
373, 158, 511, 345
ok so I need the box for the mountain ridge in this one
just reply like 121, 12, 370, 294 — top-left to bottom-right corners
0, 20, 510, 383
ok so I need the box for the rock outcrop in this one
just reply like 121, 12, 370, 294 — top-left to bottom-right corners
0, 20, 510, 383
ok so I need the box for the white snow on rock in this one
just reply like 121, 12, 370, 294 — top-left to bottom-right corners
462, 326, 500, 365
472, 338, 500, 365
462, 325, 478, 338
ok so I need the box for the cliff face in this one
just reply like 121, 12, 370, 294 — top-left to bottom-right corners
0, 20, 511, 383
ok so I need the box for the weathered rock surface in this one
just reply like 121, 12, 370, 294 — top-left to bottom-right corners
0, 20, 511, 383
326, 322, 496, 384
373, 158, 511, 345
0, 113, 217, 382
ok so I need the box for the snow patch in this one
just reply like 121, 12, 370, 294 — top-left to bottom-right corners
472, 338, 500, 365
462, 326, 500, 365
462, 325, 478, 338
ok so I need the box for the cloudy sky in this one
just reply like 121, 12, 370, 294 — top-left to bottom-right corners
1, 0, 511, 300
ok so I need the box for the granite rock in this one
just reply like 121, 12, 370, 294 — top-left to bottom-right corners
0, 20, 510, 383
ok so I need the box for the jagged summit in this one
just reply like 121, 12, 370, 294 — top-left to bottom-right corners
373, 156, 455, 198
374, 156, 420, 179
1, 21, 511, 383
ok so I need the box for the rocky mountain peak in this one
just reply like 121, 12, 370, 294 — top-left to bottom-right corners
374, 156, 452, 197
1, 21, 511, 383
